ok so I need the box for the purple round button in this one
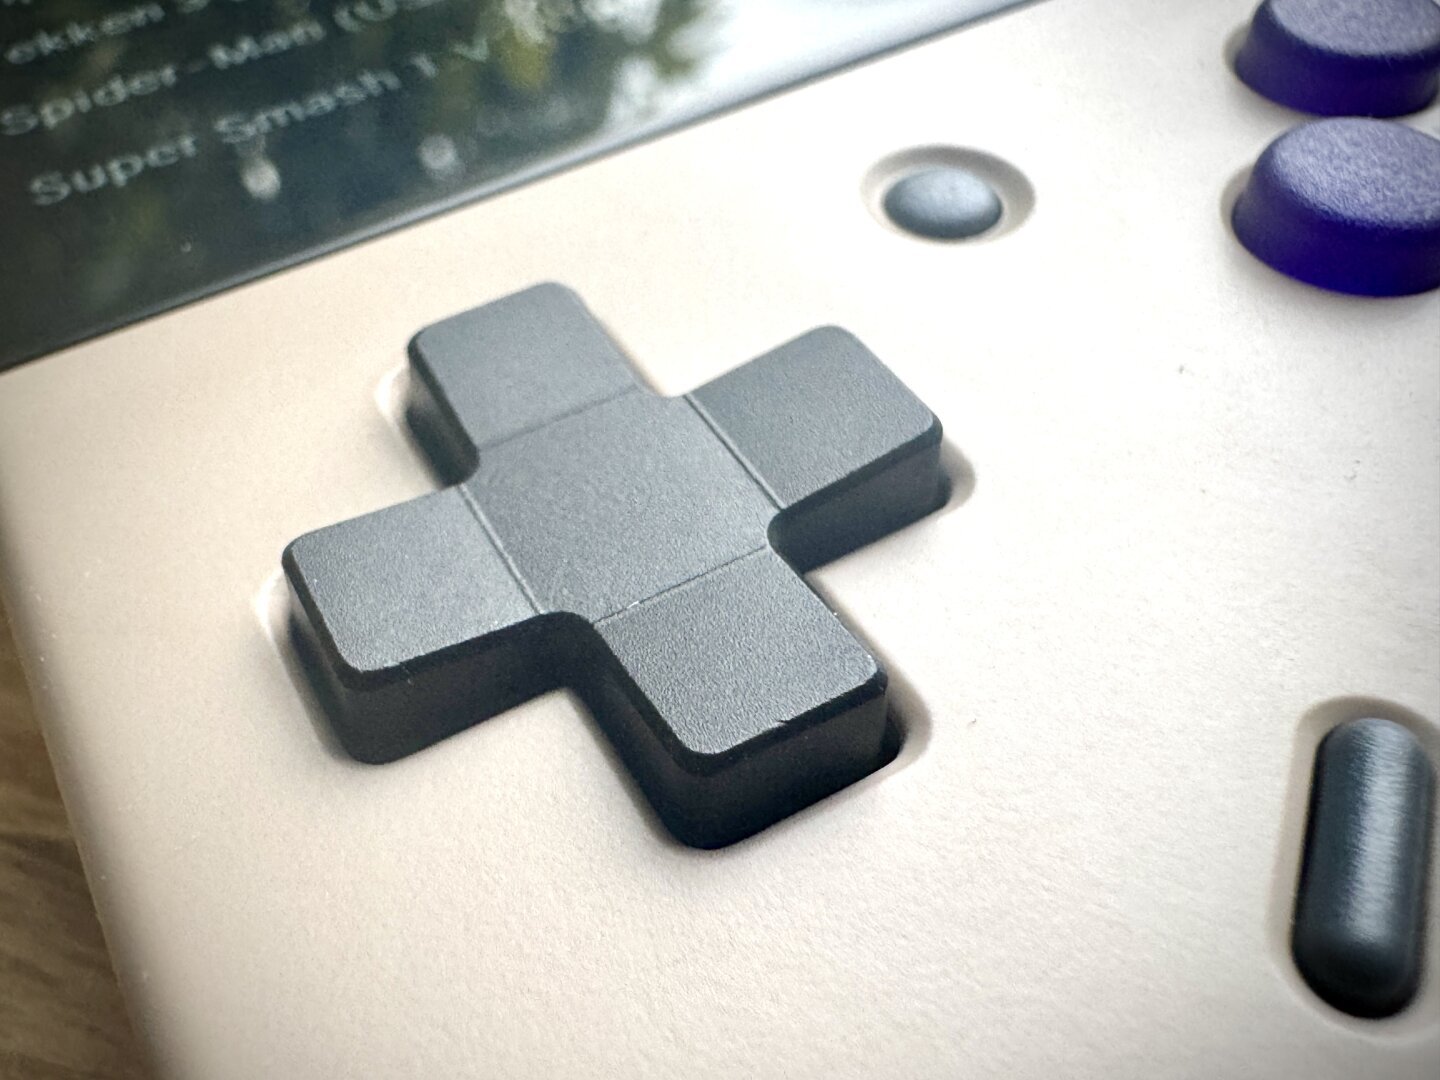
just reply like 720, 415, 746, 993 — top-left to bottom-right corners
1232, 119, 1440, 296
1234, 0, 1440, 116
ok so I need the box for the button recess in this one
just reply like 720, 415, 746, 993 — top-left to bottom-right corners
1232, 118, 1440, 296
1234, 0, 1440, 117
1292, 718, 1435, 1019
284, 285, 945, 848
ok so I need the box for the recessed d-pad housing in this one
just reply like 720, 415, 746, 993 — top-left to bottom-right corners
283, 284, 945, 847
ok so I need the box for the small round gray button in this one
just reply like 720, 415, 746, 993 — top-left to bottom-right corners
882, 166, 1004, 240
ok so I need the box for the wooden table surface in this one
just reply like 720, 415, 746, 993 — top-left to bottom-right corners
0, 606, 147, 1079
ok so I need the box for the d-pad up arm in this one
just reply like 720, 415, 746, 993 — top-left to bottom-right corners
406, 283, 640, 481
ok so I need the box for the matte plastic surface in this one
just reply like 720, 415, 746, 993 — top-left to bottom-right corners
1293, 718, 1435, 1018
0, 1, 1437, 1077
1234, 0, 1440, 116
1232, 118, 1440, 295
283, 284, 944, 847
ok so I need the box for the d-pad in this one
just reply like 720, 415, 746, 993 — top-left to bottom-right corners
283, 284, 944, 847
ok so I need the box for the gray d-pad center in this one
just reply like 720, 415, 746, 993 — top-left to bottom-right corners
480, 392, 772, 620
283, 284, 945, 848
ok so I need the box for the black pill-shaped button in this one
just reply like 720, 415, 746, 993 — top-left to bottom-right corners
1293, 717, 1435, 1018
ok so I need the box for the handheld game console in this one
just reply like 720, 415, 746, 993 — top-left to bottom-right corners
1, 0, 1437, 1077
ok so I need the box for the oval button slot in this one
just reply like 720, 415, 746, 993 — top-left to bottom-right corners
1292, 717, 1435, 1018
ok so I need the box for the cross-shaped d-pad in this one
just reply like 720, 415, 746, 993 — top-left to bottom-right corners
283, 284, 944, 847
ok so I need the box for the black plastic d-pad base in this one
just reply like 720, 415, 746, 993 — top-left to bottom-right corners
283, 284, 945, 848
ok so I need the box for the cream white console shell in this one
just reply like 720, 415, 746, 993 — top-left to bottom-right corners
0, 0, 1437, 1077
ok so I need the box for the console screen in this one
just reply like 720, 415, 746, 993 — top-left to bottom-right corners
0, 0, 1024, 370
